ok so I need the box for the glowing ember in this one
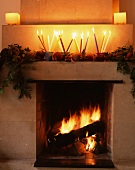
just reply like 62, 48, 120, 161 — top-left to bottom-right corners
86, 132, 97, 151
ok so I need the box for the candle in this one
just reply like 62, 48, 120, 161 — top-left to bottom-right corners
66, 39, 73, 52
80, 32, 84, 53
5, 13, 20, 25
72, 32, 79, 52
92, 28, 99, 53
37, 30, 47, 52
102, 31, 111, 52
59, 35, 66, 53
84, 32, 89, 52
40, 30, 45, 45
48, 35, 51, 51
100, 31, 106, 53
114, 12, 126, 24
50, 30, 55, 51
52, 30, 62, 51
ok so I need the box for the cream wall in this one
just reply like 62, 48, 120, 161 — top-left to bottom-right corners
0, 0, 20, 50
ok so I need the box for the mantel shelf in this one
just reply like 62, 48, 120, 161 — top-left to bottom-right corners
26, 61, 123, 81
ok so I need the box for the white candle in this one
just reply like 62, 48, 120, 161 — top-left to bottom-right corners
114, 12, 126, 24
72, 32, 79, 52
48, 35, 51, 51
102, 31, 111, 52
50, 30, 55, 51
84, 32, 89, 52
80, 32, 84, 53
5, 13, 20, 25
101, 31, 106, 53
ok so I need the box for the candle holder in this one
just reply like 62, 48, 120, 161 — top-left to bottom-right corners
44, 52, 53, 61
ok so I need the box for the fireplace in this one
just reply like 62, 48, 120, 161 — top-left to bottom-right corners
34, 80, 118, 168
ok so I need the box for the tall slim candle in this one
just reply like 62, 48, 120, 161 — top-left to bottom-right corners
66, 39, 73, 52
50, 30, 55, 51
48, 35, 51, 51
103, 31, 111, 52
37, 30, 47, 52
101, 31, 106, 53
80, 32, 84, 53
59, 35, 66, 53
92, 28, 99, 53
84, 32, 89, 52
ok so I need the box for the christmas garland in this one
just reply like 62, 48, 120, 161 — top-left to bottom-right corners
0, 44, 135, 99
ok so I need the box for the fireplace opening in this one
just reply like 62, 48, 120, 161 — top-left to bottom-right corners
35, 81, 114, 168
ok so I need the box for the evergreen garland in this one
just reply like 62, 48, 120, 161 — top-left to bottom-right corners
0, 44, 135, 100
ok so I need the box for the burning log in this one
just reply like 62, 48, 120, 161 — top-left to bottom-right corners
48, 121, 105, 148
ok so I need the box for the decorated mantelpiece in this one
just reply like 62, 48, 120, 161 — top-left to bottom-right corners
0, 44, 135, 100
1, 24, 134, 99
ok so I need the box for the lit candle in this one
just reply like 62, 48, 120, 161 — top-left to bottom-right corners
48, 35, 51, 51
80, 32, 84, 53
40, 30, 44, 45
50, 30, 55, 51
92, 28, 99, 53
52, 30, 61, 51
84, 32, 89, 52
100, 31, 106, 53
66, 37, 74, 53
5, 13, 20, 25
59, 31, 66, 53
72, 32, 79, 52
37, 30, 47, 52
102, 31, 111, 52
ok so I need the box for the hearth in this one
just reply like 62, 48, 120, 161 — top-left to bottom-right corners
34, 80, 115, 168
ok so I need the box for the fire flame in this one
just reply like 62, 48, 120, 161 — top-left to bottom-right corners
86, 132, 96, 151
59, 114, 78, 134
59, 105, 101, 134
58, 105, 101, 152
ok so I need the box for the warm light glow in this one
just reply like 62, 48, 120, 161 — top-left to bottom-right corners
114, 12, 127, 24
92, 28, 95, 33
5, 13, 20, 25
90, 105, 101, 122
59, 114, 78, 134
102, 31, 111, 52
80, 108, 91, 127
86, 136, 96, 151
59, 105, 101, 134
72, 32, 77, 39
101, 31, 106, 52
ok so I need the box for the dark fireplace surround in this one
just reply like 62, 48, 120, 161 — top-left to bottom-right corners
34, 80, 122, 168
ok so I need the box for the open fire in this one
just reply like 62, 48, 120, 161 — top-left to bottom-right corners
47, 105, 105, 155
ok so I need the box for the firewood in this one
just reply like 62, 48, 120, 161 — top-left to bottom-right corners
48, 121, 105, 148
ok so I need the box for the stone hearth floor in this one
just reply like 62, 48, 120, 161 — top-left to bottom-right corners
0, 159, 135, 170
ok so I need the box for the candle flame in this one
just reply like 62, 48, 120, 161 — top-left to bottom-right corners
103, 31, 106, 36
87, 32, 90, 37
72, 32, 77, 39
80, 32, 84, 39
92, 28, 95, 33
37, 30, 39, 35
